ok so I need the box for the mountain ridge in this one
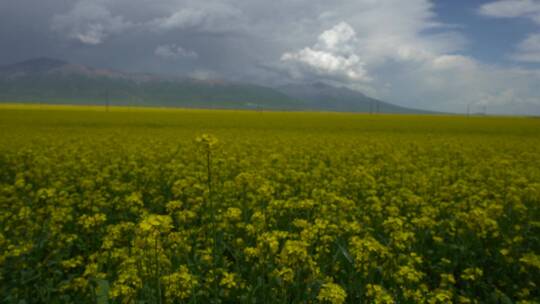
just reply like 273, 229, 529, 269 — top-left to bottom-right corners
277, 82, 430, 114
0, 58, 432, 113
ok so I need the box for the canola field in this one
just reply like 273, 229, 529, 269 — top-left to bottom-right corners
0, 104, 539, 303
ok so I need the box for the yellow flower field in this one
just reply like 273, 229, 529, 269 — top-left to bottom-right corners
0, 104, 539, 303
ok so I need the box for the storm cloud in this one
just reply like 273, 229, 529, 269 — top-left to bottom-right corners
1, 0, 540, 114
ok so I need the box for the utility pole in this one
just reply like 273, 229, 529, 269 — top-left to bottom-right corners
105, 89, 110, 112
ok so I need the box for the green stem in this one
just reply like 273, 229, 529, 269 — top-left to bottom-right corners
155, 232, 162, 304
207, 148, 218, 303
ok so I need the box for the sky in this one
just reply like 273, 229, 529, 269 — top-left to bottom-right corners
1, 0, 540, 114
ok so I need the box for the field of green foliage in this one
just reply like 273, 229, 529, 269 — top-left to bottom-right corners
1, 104, 539, 303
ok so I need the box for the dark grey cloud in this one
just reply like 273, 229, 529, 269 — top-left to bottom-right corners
1, 0, 540, 114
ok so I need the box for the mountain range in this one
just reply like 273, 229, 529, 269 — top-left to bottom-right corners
0, 58, 431, 113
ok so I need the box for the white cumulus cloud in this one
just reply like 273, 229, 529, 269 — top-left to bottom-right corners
317, 21, 357, 51
478, 0, 540, 23
512, 33, 540, 62
281, 22, 370, 82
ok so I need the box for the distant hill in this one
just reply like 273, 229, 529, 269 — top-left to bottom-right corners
0, 58, 301, 109
277, 82, 431, 114
0, 58, 428, 113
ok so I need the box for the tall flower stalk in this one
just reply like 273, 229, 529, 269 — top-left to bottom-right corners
195, 134, 219, 301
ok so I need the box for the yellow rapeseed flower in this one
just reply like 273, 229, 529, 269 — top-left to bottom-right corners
317, 282, 347, 304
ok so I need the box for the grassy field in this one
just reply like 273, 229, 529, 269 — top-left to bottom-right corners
1, 104, 539, 303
